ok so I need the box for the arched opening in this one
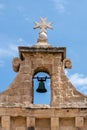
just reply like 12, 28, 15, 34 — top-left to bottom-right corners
33, 72, 51, 105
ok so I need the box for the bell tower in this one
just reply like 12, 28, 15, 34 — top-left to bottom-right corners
6, 17, 87, 108
0, 18, 87, 130
17, 17, 70, 106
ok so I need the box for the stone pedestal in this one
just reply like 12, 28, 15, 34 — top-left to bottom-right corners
1, 116, 10, 130
27, 117, 35, 128
51, 117, 59, 130
75, 117, 84, 128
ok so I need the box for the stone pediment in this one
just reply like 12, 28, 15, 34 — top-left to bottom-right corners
0, 46, 87, 108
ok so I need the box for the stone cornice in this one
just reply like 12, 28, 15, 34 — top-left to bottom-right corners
18, 46, 66, 61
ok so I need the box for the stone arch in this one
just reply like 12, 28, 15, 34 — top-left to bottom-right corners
32, 67, 51, 105
32, 66, 51, 78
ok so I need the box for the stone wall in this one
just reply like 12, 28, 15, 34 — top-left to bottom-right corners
0, 108, 87, 129
0, 46, 87, 129
0, 47, 87, 108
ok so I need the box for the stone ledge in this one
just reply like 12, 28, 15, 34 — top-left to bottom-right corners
0, 103, 87, 109
18, 46, 66, 60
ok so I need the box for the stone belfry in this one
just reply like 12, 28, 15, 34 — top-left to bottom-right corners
0, 18, 87, 130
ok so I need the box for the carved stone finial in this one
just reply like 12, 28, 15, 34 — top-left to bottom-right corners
34, 17, 53, 43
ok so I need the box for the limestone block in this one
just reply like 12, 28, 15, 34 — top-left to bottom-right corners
36, 118, 50, 128
60, 126, 77, 130
16, 127, 26, 130
1, 116, 10, 130
75, 117, 84, 128
51, 117, 59, 128
51, 127, 58, 130
27, 117, 35, 127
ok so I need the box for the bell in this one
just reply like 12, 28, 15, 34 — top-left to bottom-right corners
36, 80, 47, 93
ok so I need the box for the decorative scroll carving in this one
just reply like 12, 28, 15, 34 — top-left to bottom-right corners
12, 57, 20, 72
63, 59, 72, 69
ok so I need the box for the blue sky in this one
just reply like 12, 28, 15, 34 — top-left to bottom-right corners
0, 0, 87, 96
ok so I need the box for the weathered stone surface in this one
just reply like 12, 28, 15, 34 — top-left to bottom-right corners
0, 36, 87, 129
51, 117, 59, 128
27, 117, 35, 127
0, 46, 87, 108
0, 107, 87, 129
12, 57, 20, 72
63, 58, 72, 69
11, 116, 26, 130
75, 117, 84, 128
1, 116, 10, 130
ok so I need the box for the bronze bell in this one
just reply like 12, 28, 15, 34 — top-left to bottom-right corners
34, 76, 50, 93
36, 80, 47, 93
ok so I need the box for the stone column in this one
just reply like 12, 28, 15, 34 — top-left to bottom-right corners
27, 117, 35, 129
1, 116, 10, 130
75, 117, 84, 129
51, 117, 59, 130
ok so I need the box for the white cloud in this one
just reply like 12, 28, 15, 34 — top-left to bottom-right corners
17, 37, 27, 45
0, 36, 32, 59
66, 70, 87, 95
0, 60, 4, 67
0, 44, 18, 58
17, 37, 32, 46
69, 73, 87, 86
0, 35, 29, 59
0, 3, 5, 11
52, 0, 67, 13
25, 16, 32, 23
25, 16, 35, 23
9, 44, 18, 52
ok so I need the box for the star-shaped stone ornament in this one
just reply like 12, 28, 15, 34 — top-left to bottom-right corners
34, 17, 53, 33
